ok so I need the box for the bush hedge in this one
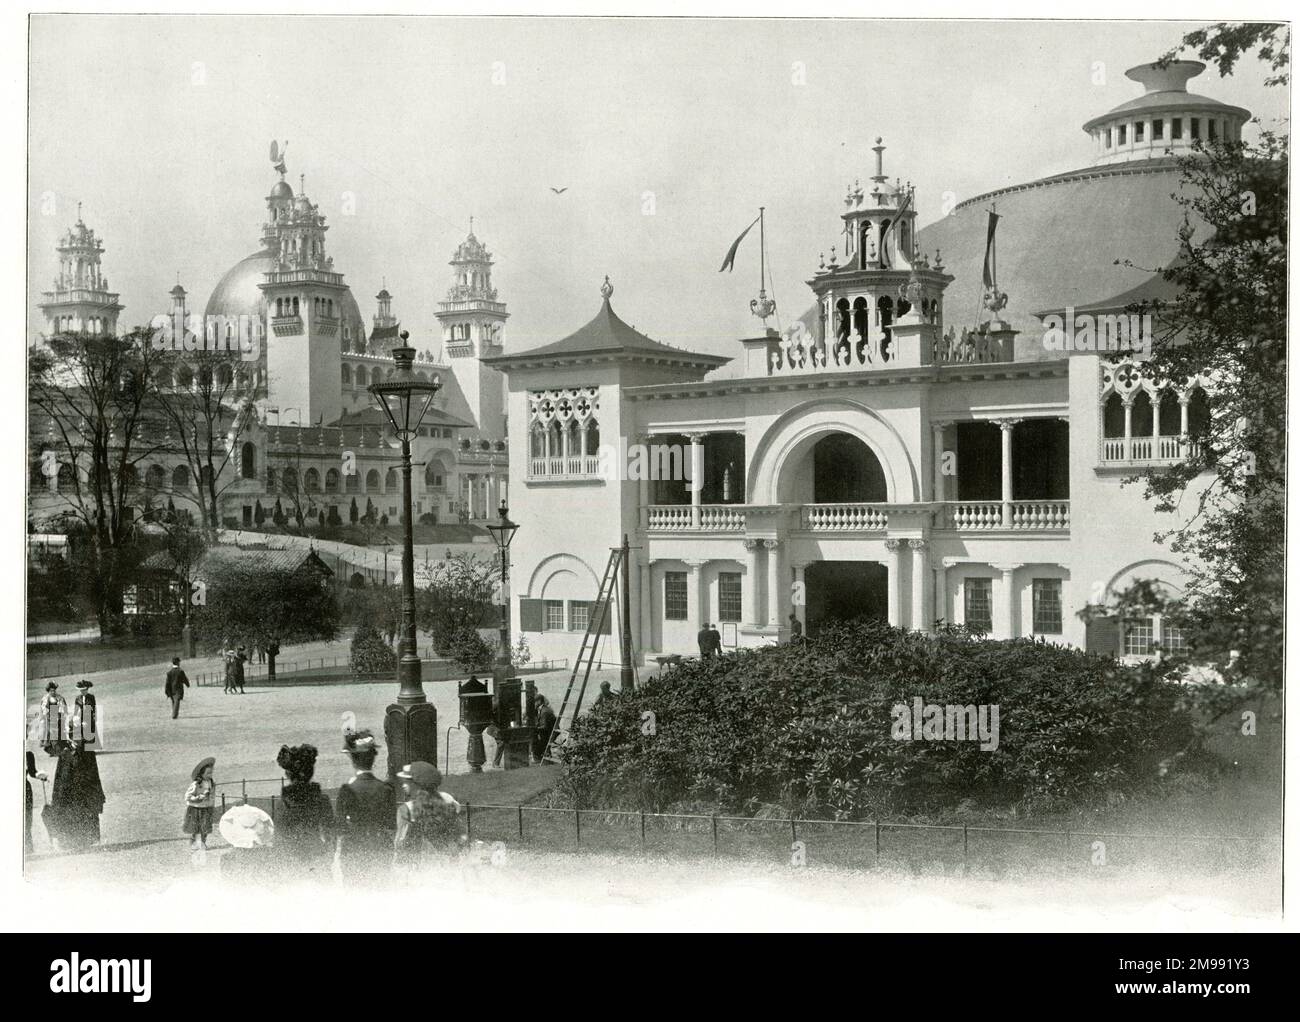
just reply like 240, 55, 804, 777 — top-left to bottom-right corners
349, 625, 397, 675
555, 621, 1204, 820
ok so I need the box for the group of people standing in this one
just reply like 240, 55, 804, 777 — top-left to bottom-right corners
28, 679, 106, 853
176, 729, 465, 884
222, 644, 248, 694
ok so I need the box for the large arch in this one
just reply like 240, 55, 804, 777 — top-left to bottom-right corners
1103, 558, 1189, 602
523, 552, 604, 600
746, 398, 919, 505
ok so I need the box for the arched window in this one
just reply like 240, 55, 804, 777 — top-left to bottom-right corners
325, 468, 340, 493
1131, 391, 1154, 437
342, 365, 352, 387
1103, 393, 1125, 438
146, 464, 166, 490
565, 420, 581, 458
240, 442, 255, 479
877, 296, 894, 359
275, 298, 283, 317
281, 467, 298, 493
366, 468, 381, 492
57, 463, 74, 488
304, 468, 320, 492
530, 424, 546, 459
292, 297, 300, 316
345, 470, 359, 493
585, 420, 600, 456
1186, 387, 1211, 437
172, 465, 190, 490
385, 467, 398, 491
1158, 390, 1181, 436
199, 464, 214, 488
548, 420, 563, 458
356, 366, 368, 388
835, 298, 851, 344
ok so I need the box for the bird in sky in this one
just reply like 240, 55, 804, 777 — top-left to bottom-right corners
550, 186, 568, 194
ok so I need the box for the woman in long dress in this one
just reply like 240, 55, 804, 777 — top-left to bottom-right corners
49, 741, 105, 850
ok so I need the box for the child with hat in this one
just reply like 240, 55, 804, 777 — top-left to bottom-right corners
394, 761, 463, 868
183, 756, 217, 850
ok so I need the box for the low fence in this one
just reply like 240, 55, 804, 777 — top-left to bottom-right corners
27, 647, 181, 681
204, 779, 1280, 874
194, 657, 569, 688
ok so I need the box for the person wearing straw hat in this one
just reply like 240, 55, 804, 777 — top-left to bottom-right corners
335, 730, 395, 882
183, 757, 217, 850
394, 762, 463, 868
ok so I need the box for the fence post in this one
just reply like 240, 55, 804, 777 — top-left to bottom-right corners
640, 811, 646, 851
241, 779, 247, 800
875, 821, 881, 863
790, 817, 797, 845
465, 802, 472, 842
575, 808, 581, 847
518, 805, 524, 841
712, 815, 719, 856
962, 825, 969, 870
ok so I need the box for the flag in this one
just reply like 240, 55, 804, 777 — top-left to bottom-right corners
879, 187, 914, 248
719, 214, 761, 273
982, 211, 1001, 289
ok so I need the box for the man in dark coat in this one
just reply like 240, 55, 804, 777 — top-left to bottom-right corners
335, 730, 395, 883
232, 646, 248, 694
70, 680, 98, 747
165, 658, 189, 719
697, 623, 713, 659
708, 623, 723, 657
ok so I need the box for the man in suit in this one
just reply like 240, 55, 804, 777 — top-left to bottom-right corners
697, 623, 713, 659
335, 729, 396, 883
708, 623, 723, 657
165, 658, 189, 719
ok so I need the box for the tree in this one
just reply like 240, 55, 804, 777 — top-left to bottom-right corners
350, 624, 397, 675
28, 328, 168, 632
349, 497, 359, 524
417, 553, 501, 654
364, 498, 376, 525
447, 625, 492, 673
191, 556, 339, 680
1112, 24, 1287, 701
254, 499, 265, 527
272, 498, 286, 527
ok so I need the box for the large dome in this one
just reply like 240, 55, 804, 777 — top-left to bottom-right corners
204, 248, 368, 343
916, 159, 1197, 360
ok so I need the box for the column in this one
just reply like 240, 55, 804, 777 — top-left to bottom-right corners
884, 538, 904, 627
994, 418, 1021, 527
791, 562, 807, 633
909, 539, 930, 632
933, 559, 953, 630
638, 559, 652, 653
931, 421, 951, 503
637, 435, 651, 524
991, 562, 1021, 638
1123, 400, 1134, 459
743, 538, 762, 628
685, 559, 707, 632
688, 433, 704, 528
1179, 396, 1190, 454
764, 539, 781, 630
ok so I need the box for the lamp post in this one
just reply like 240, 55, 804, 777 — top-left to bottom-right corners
485, 499, 519, 684
368, 332, 441, 780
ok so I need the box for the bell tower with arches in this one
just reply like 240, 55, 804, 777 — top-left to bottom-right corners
39, 206, 123, 336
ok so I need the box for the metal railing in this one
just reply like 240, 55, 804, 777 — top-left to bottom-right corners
194, 656, 570, 687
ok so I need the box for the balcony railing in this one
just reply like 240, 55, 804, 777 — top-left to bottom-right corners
938, 501, 1070, 531
527, 455, 602, 481
1101, 436, 1197, 464
271, 315, 303, 337
801, 502, 888, 531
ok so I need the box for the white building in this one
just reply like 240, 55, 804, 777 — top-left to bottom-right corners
488, 61, 1227, 665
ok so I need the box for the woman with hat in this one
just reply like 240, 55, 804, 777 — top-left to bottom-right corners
39, 681, 67, 752
48, 734, 105, 850
70, 680, 98, 748
274, 744, 335, 872
183, 757, 217, 850
394, 762, 463, 869
335, 729, 396, 882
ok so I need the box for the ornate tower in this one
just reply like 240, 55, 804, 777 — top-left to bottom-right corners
39, 206, 123, 336
434, 226, 509, 436
257, 155, 345, 426
368, 283, 401, 356
804, 139, 952, 369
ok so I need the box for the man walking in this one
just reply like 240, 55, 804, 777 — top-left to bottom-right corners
165, 657, 189, 719
232, 646, 248, 694
697, 622, 713, 659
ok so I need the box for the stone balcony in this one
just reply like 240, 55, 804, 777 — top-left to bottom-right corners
643, 500, 1070, 534
1100, 435, 1199, 466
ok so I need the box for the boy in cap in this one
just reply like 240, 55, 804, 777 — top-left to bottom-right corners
335, 729, 396, 882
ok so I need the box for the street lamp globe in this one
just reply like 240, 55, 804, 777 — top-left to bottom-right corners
368, 332, 441, 441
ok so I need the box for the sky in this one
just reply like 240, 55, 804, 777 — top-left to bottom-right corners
27, 16, 1287, 370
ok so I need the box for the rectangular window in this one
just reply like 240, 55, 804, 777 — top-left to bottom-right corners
664, 571, 688, 621
543, 600, 566, 631
1162, 623, 1188, 654
1190, 117, 1200, 140
718, 572, 742, 622
1134, 121, 1145, 142
964, 578, 993, 633
1117, 124, 1127, 145
1207, 119, 1217, 141
1152, 118, 1163, 140
1172, 118, 1183, 139
1032, 578, 1063, 634
1124, 617, 1154, 656
1104, 128, 1112, 148
568, 600, 591, 633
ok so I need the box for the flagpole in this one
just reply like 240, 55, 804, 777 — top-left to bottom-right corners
758, 207, 766, 295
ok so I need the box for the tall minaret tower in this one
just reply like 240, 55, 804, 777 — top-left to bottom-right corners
257, 151, 346, 426
39, 206, 123, 336
434, 224, 509, 436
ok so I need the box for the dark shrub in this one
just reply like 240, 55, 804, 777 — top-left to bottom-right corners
349, 625, 396, 675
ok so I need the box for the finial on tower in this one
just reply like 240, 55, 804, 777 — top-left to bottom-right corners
600, 275, 614, 301
469, 215, 475, 236
872, 137, 886, 184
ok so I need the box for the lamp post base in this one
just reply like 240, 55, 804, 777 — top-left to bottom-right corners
384, 701, 438, 781
465, 725, 487, 772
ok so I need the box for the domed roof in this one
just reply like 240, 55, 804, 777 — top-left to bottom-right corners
205, 250, 273, 322
1082, 61, 1249, 132
915, 159, 1196, 358
269, 179, 293, 200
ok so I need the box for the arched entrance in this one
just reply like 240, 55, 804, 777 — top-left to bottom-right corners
805, 561, 888, 636
812, 433, 888, 503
